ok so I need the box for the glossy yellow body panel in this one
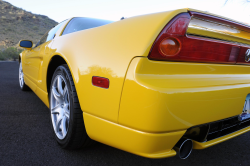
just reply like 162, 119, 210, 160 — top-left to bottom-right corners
49, 9, 187, 123
19, 8, 250, 158
21, 20, 71, 107
119, 57, 250, 132
83, 112, 185, 158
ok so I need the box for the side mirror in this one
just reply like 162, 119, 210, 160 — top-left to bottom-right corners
19, 40, 33, 50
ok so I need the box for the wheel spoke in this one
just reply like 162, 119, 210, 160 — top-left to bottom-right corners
61, 116, 67, 137
19, 63, 24, 88
52, 87, 61, 102
67, 94, 70, 105
20, 76, 23, 86
56, 115, 63, 132
63, 87, 68, 103
57, 76, 64, 95
51, 105, 61, 114
65, 106, 70, 118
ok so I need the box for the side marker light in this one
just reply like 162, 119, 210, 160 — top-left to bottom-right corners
92, 76, 109, 89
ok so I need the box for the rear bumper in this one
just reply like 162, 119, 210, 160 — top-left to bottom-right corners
84, 112, 250, 159
83, 112, 185, 159
193, 125, 250, 149
119, 57, 250, 133
84, 57, 250, 158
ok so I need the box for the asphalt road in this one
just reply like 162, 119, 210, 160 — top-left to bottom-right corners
1, 61, 250, 166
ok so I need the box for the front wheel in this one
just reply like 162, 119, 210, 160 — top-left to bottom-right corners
19, 61, 30, 91
49, 64, 93, 149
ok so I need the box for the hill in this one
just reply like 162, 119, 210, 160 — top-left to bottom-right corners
0, 0, 58, 49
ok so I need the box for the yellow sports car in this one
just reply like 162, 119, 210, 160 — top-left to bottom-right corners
19, 8, 250, 159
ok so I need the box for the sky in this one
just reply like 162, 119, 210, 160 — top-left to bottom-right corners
4, 0, 250, 24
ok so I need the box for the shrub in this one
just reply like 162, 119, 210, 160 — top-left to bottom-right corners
32, 26, 38, 30
0, 47, 23, 61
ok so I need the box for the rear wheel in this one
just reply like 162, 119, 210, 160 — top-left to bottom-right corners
19, 61, 30, 91
50, 64, 93, 149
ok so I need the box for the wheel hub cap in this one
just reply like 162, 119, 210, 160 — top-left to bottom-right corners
19, 63, 24, 88
50, 75, 70, 140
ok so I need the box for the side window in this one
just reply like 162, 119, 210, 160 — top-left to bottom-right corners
46, 19, 67, 42
62, 17, 113, 36
35, 20, 68, 47
38, 31, 49, 46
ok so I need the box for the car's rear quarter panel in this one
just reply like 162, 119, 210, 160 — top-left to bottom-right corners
49, 9, 187, 123
118, 10, 250, 133
119, 57, 250, 132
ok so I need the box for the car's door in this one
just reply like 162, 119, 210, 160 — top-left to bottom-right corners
23, 31, 50, 86
23, 21, 67, 87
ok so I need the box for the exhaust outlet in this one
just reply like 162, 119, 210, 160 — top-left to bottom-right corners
174, 138, 193, 159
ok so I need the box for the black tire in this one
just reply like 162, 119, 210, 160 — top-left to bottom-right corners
49, 64, 93, 149
19, 61, 30, 91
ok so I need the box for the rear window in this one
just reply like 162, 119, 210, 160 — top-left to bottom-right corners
62, 17, 114, 35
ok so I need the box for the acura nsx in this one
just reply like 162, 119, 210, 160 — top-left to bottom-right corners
19, 8, 250, 159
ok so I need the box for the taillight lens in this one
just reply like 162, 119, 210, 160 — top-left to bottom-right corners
148, 12, 244, 64
159, 37, 181, 56
149, 13, 191, 61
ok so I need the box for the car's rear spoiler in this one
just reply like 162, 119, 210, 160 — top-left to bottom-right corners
186, 8, 250, 45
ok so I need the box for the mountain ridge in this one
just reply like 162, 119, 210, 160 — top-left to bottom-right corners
0, 0, 58, 49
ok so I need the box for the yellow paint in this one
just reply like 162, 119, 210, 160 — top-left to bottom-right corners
49, 9, 187, 123
19, 8, 250, 158
83, 112, 184, 158
23, 74, 36, 92
119, 57, 250, 132
34, 86, 50, 107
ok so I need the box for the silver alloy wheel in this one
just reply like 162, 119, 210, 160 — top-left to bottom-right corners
19, 62, 24, 88
50, 75, 70, 140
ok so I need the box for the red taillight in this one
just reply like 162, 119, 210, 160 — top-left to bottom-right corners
92, 76, 109, 89
159, 37, 181, 56
148, 13, 243, 64
149, 13, 191, 61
